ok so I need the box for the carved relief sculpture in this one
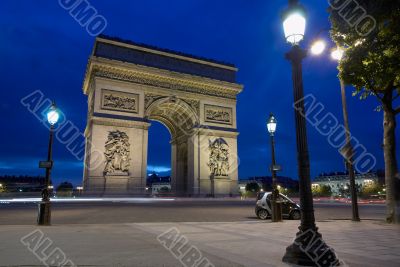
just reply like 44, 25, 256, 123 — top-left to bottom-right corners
207, 138, 230, 177
104, 131, 131, 175
204, 105, 233, 125
101, 89, 138, 113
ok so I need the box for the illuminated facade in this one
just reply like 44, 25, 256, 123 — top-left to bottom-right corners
82, 36, 243, 196
312, 172, 380, 195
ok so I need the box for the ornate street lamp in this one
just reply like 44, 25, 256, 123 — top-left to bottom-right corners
331, 47, 360, 222
331, 47, 344, 61
267, 114, 277, 135
267, 113, 282, 222
281, 0, 339, 265
310, 38, 360, 222
310, 40, 326, 56
38, 102, 60, 226
282, 1, 306, 45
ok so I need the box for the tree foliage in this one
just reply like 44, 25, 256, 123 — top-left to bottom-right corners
312, 185, 332, 197
329, 0, 400, 223
245, 182, 260, 193
360, 182, 384, 197
56, 182, 73, 192
329, 0, 400, 103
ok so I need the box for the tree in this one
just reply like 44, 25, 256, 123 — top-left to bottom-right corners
57, 182, 73, 191
329, 0, 400, 223
360, 182, 384, 198
56, 182, 73, 197
338, 186, 350, 198
245, 182, 260, 193
312, 185, 332, 197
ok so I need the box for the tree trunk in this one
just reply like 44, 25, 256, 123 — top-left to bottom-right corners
382, 95, 400, 224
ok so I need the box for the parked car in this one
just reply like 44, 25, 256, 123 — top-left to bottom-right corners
255, 192, 301, 220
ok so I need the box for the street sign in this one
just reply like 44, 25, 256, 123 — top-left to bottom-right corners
39, 161, 53, 169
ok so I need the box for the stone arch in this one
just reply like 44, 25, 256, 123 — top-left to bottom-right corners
145, 96, 199, 140
82, 36, 242, 196
145, 97, 200, 195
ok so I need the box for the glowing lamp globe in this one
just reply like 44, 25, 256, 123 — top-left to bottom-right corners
331, 48, 344, 61
282, 0, 307, 45
47, 103, 60, 126
310, 40, 326, 55
267, 113, 277, 135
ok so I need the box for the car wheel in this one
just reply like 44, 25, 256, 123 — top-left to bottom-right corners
257, 209, 269, 220
290, 210, 301, 220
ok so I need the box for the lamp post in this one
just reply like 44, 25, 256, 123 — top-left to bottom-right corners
38, 102, 60, 226
281, 0, 339, 265
311, 40, 360, 221
336, 52, 360, 221
267, 113, 282, 222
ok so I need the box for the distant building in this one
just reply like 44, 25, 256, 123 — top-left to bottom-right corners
312, 171, 383, 196
146, 173, 171, 195
0, 175, 46, 192
238, 176, 299, 194
147, 173, 171, 185
151, 183, 172, 195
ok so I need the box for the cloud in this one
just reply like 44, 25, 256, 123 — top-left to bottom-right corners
147, 165, 171, 173
0, 162, 13, 170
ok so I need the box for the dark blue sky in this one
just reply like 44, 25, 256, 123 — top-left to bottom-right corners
0, 0, 398, 186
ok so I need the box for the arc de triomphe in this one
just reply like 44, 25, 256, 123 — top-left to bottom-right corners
82, 35, 243, 196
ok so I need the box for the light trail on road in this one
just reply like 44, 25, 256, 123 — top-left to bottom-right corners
0, 197, 176, 204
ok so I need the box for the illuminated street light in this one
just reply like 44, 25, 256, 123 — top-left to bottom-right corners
307, 30, 359, 222
331, 47, 344, 61
267, 113, 277, 135
38, 102, 60, 226
282, 1, 306, 45
47, 103, 60, 126
267, 113, 282, 222
310, 40, 326, 55
281, 1, 339, 265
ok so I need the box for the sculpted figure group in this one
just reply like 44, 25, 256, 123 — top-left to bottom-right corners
208, 138, 230, 177
104, 131, 131, 175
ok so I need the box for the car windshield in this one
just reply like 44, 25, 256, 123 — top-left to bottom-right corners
278, 194, 293, 202
277, 195, 285, 201
256, 192, 265, 200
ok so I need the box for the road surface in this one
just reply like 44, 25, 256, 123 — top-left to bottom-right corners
0, 198, 386, 225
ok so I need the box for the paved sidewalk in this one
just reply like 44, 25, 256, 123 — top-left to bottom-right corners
0, 220, 399, 266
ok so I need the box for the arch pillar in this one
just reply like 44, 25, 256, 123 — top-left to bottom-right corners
188, 129, 239, 197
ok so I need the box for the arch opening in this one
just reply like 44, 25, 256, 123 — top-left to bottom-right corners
147, 121, 171, 192
146, 98, 199, 196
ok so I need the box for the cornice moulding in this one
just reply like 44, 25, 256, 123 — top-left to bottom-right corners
83, 57, 243, 99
